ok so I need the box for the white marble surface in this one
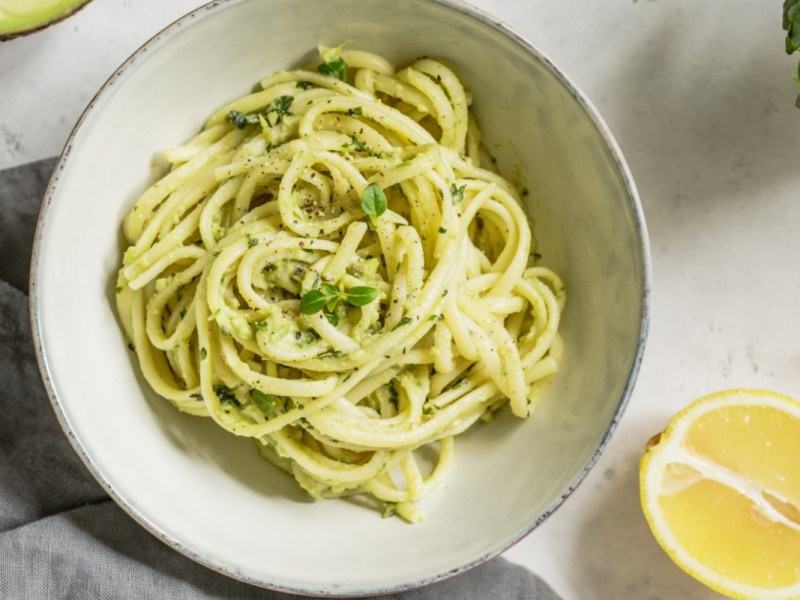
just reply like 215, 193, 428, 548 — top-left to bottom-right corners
3, 1, 800, 598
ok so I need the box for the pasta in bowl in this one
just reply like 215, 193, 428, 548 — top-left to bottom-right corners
32, 0, 648, 594
115, 48, 565, 523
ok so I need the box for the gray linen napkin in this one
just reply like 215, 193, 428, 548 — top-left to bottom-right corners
0, 159, 562, 600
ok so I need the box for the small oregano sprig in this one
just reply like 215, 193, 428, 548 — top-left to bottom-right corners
300, 282, 379, 315
226, 95, 294, 129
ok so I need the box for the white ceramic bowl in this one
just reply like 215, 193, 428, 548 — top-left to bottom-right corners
31, 0, 650, 595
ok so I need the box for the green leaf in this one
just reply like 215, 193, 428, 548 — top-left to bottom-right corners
320, 282, 339, 296
787, 1, 800, 53
325, 296, 341, 312
199, 347, 207, 360
346, 286, 379, 307
300, 290, 327, 314
318, 56, 348, 81
296, 81, 313, 90
362, 183, 387, 219
250, 389, 278, 417
325, 312, 339, 326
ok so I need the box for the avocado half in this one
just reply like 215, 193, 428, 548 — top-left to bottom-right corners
0, 0, 94, 40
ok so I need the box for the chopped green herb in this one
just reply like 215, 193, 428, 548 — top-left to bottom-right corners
199, 347, 207, 360
438, 226, 447, 234
450, 183, 466, 203
264, 95, 294, 126
214, 384, 238, 404
317, 56, 347, 81
381, 502, 398, 519
346, 106, 363, 117
115, 286, 122, 294
451, 377, 468, 389
295, 330, 317, 347
254, 320, 268, 331
250, 389, 278, 417
296, 81, 313, 90
422, 405, 434, 415
247, 235, 258, 248
391, 316, 413, 331
226, 109, 251, 129
318, 350, 346, 359
226, 96, 294, 131
179, 307, 187, 320
324, 312, 339, 326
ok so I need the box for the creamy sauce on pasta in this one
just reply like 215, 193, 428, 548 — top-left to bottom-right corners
115, 47, 565, 523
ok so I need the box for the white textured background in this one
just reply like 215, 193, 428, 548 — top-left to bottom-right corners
3, 1, 800, 598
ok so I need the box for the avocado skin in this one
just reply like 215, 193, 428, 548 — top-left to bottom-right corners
0, 0, 94, 41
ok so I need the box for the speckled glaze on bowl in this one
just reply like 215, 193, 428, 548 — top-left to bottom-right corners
30, 0, 650, 595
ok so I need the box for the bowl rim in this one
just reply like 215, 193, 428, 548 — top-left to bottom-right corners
28, 0, 651, 595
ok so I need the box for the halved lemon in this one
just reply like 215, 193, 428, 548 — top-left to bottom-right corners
640, 389, 800, 599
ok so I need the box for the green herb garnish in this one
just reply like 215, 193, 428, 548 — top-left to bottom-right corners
214, 384, 238, 404
226, 95, 294, 130
296, 81, 313, 90
391, 316, 413, 331
226, 110, 251, 129
450, 183, 466, 203
264, 95, 294, 126
381, 502, 398, 519
250, 389, 278, 417
361, 182, 387, 220
299, 283, 379, 314
318, 56, 347, 81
